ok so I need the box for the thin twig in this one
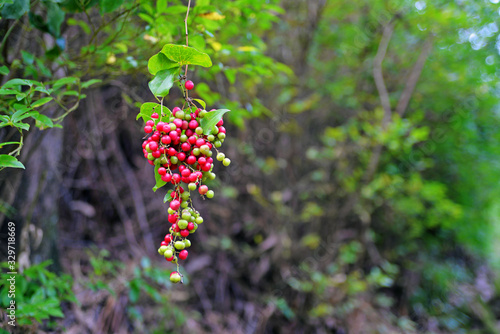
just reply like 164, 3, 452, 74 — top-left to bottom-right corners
184, 0, 192, 87
372, 21, 395, 128
395, 37, 433, 116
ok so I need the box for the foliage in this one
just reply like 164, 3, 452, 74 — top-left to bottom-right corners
0, 261, 75, 329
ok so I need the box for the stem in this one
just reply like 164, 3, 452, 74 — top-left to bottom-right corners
184, 0, 192, 101
0, 21, 18, 62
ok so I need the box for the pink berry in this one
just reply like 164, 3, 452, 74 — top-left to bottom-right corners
144, 125, 153, 133
185, 80, 194, 90
170, 200, 180, 210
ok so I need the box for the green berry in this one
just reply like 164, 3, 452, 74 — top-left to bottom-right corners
164, 249, 173, 259
158, 245, 168, 255
170, 272, 181, 283
170, 156, 179, 164
207, 135, 215, 142
181, 201, 188, 208
183, 239, 191, 248
147, 153, 154, 160
206, 190, 214, 198
195, 127, 203, 135
178, 219, 188, 229
175, 110, 185, 119
217, 152, 225, 161
188, 183, 197, 191
223, 158, 231, 166
195, 217, 204, 224
168, 208, 175, 214
214, 140, 222, 148
180, 134, 188, 142
218, 133, 226, 140
174, 241, 185, 250
181, 192, 190, 200
182, 212, 191, 220
192, 148, 200, 156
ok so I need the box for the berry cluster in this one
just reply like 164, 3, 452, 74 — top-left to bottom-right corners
142, 92, 230, 284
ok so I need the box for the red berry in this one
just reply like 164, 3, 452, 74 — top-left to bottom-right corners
166, 256, 173, 261
161, 174, 172, 182
173, 119, 183, 128
186, 129, 194, 137
188, 136, 197, 144
181, 142, 191, 151
177, 152, 186, 161
172, 107, 181, 116
171, 174, 181, 184
187, 222, 195, 230
169, 131, 179, 141
185, 80, 194, 90
146, 120, 155, 126
144, 125, 153, 133
180, 229, 190, 237
182, 120, 189, 130
202, 163, 211, 171
179, 250, 188, 260
164, 234, 172, 243
218, 126, 226, 133
152, 113, 159, 119
161, 240, 168, 246
216, 119, 223, 126
149, 141, 158, 151
152, 150, 161, 158
168, 147, 177, 156
198, 157, 207, 165
186, 155, 196, 165
170, 200, 180, 210
189, 120, 198, 129
181, 169, 191, 177
161, 136, 171, 144
158, 167, 167, 175
199, 185, 208, 195
196, 138, 205, 147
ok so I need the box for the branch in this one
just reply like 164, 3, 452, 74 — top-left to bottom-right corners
372, 21, 395, 128
395, 36, 433, 116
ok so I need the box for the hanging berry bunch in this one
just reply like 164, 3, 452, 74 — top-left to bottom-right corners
137, 3, 230, 284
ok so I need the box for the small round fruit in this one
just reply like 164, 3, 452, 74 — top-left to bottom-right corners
170, 271, 181, 283
185, 80, 194, 90
223, 158, 231, 166
183, 239, 192, 248
188, 182, 197, 191
174, 241, 185, 250
206, 190, 214, 198
216, 152, 225, 161
164, 249, 173, 259
179, 250, 188, 260
199, 185, 208, 195
170, 200, 181, 211
195, 217, 204, 224
178, 219, 188, 230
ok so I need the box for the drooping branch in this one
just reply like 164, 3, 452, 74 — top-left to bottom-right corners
396, 36, 433, 116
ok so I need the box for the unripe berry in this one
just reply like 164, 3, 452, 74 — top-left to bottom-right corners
223, 158, 231, 166
195, 217, 204, 224
178, 219, 188, 230
183, 239, 191, 247
188, 182, 197, 191
170, 271, 181, 283
206, 190, 214, 198
174, 241, 185, 250
159, 245, 168, 254
164, 249, 173, 259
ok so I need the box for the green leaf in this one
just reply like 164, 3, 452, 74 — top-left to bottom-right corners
99, 0, 124, 13
47, 3, 65, 37
0, 66, 9, 75
148, 68, 177, 97
3, 78, 35, 87
81, 79, 101, 89
152, 163, 167, 192
66, 18, 91, 34
28, 12, 50, 33
32, 113, 54, 128
0, 88, 17, 95
52, 77, 78, 90
21, 50, 34, 65
136, 102, 160, 122
200, 109, 230, 134
34, 86, 51, 95
160, 44, 212, 67
31, 97, 53, 108
193, 98, 206, 109
1, 0, 29, 19
11, 106, 33, 123
148, 52, 178, 75
0, 155, 25, 169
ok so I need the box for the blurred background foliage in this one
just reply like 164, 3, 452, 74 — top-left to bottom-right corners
0, 0, 500, 333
